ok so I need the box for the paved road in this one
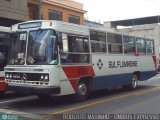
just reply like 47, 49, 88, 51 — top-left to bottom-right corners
0, 74, 160, 120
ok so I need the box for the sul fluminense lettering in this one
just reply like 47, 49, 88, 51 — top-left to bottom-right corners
109, 61, 138, 68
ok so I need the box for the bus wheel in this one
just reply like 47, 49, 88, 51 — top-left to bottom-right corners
123, 74, 139, 90
74, 81, 89, 101
130, 74, 139, 89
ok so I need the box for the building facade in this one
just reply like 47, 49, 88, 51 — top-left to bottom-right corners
0, 0, 86, 27
28, 0, 86, 25
0, 0, 28, 26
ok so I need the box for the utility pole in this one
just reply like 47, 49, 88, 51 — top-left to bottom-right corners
38, 0, 43, 20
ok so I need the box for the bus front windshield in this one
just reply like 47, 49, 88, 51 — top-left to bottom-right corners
27, 29, 57, 65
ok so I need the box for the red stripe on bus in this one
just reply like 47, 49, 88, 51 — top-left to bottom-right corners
0, 77, 7, 92
69, 79, 78, 91
62, 66, 95, 91
152, 56, 156, 68
0, 77, 4, 81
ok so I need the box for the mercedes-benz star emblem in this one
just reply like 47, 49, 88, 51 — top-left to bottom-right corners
22, 74, 27, 80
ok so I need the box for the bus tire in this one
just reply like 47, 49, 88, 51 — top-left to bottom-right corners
74, 81, 89, 101
130, 74, 139, 89
123, 74, 139, 90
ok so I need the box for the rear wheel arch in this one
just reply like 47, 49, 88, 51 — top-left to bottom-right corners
77, 76, 94, 91
133, 71, 140, 80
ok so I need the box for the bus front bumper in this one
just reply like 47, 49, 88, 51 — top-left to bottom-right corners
7, 85, 60, 95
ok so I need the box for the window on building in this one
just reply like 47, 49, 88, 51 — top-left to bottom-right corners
48, 10, 62, 21
107, 33, 122, 54
90, 31, 106, 52
68, 15, 80, 24
59, 33, 90, 64
123, 35, 135, 54
146, 39, 154, 55
136, 38, 146, 54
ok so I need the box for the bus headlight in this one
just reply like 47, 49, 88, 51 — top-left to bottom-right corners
9, 74, 12, 79
6, 73, 9, 79
44, 75, 49, 80
40, 75, 44, 80
40, 74, 49, 81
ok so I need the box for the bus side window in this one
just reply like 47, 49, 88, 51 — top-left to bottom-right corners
146, 39, 154, 55
136, 38, 146, 55
123, 35, 135, 54
90, 30, 106, 53
68, 36, 76, 52
60, 33, 90, 64
107, 33, 123, 54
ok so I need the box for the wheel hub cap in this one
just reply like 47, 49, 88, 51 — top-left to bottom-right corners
78, 83, 87, 96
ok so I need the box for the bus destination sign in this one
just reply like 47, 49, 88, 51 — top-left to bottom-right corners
18, 22, 42, 29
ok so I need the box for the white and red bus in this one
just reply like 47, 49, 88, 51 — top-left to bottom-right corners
5, 20, 156, 100
0, 26, 10, 95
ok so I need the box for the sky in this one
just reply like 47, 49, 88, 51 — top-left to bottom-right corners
74, 0, 160, 23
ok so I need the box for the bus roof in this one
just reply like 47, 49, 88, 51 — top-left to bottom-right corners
11, 20, 89, 36
10, 20, 153, 39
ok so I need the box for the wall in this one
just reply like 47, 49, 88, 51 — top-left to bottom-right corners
43, 2, 84, 24
0, 0, 28, 21
28, 0, 85, 25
